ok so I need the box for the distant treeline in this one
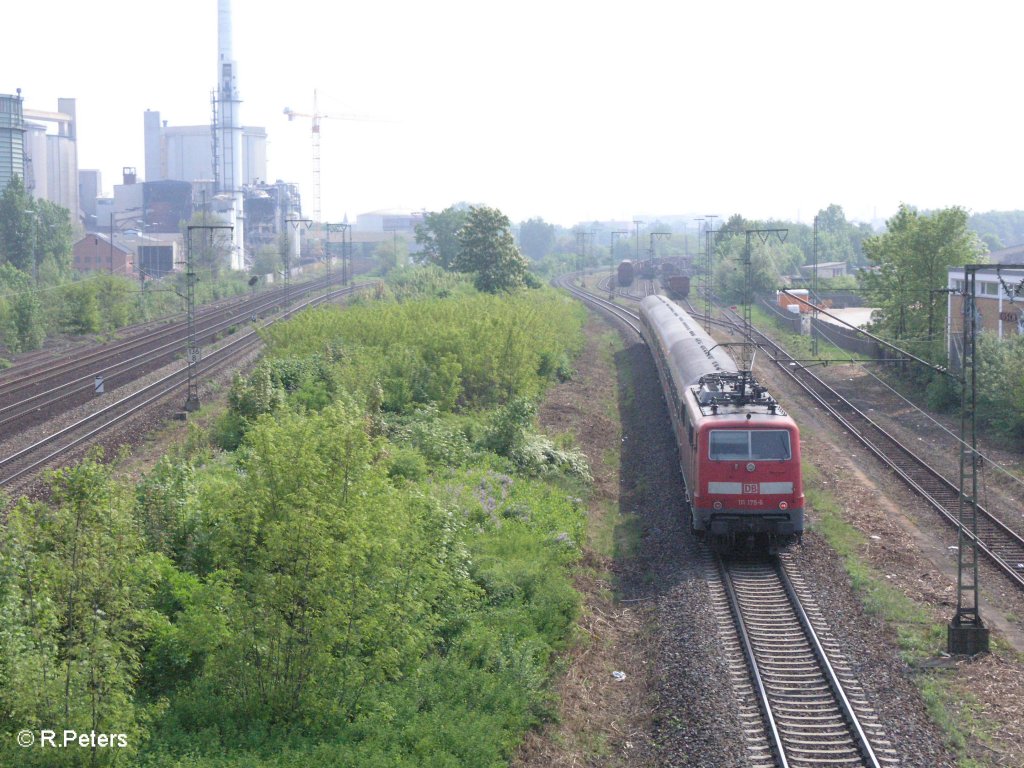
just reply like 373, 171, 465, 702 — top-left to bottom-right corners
968, 210, 1024, 252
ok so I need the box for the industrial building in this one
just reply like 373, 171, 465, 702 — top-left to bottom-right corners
0, 93, 26, 195
0, 91, 79, 219
72, 230, 180, 278
946, 247, 1024, 371
355, 209, 425, 233
7, 3, 314, 275
72, 233, 133, 276
143, 110, 266, 188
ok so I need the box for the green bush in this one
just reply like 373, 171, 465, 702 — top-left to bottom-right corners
387, 445, 429, 481
1, 282, 590, 767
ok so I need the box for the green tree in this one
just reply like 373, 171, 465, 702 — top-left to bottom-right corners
191, 400, 475, 733
812, 204, 857, 268
58, 280, 103, 334
415, 205, 469, 269
452, 206, 531, 293
0, 262, 45, 352
0, 176, 35, 273
518, 217, 556, 260
859, 204, 985, 343
375, 236, 408, 274
714, 235, 784, 305
968, 210, 1024, 252
0, 453, 160, 765
34, 199, 75, 278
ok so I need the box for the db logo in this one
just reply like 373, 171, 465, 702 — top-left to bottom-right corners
743, 483, 759, 494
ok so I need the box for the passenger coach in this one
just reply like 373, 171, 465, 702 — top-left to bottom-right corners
639, 295, 804, 551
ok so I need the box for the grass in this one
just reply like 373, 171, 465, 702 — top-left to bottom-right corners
804, 463, 941, 663
748, 304, 872, 365
803, 461, 1004, 765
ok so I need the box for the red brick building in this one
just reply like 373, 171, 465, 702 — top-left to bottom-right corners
73, 233, 133, 275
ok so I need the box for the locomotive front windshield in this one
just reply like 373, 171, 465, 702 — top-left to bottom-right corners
709, 429, 792, 461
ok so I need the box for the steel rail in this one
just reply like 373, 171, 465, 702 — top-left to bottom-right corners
714, 307, 1024, 592
720, 556, 885, 767
0, 282, 363, 487
777, 559, 883, 767
0, 276, 336, 430
0, 278, 318, 395
554, 274, 644, 336
719, 559, 790, 768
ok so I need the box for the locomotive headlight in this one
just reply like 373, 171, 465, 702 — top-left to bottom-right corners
712, 501, 723, 510
778, 501, 789, 510
746, 463, 756, 472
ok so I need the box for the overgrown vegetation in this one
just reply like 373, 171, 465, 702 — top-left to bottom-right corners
0, 279, 591, 766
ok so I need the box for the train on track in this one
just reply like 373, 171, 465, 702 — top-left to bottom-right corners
617, 260, 634, 286
639, 295, 804, 552
665, 274, 690, 299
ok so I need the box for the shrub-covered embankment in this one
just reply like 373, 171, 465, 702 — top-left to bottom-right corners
0, 282, 591, 766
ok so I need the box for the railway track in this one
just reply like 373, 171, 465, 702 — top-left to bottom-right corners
559, 280, 899, 762
0, 276, 335, 436
709, 553, 896, 767
709, 306, 1024, 592
0, 281, 364, 490
639, 289, 1024, 594
555, 275, 643, 335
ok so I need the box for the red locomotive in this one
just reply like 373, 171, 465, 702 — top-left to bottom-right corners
639, 295, 803, 551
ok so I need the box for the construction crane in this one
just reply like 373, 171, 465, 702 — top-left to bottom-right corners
283, 90, 378, 224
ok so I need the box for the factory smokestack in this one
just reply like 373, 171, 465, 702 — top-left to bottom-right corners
216, 0, 245, 270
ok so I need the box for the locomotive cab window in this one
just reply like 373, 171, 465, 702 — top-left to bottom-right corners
709, 430, 791, 461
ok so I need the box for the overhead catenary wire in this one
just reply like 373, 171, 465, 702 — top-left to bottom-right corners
810, 316, 1024, 494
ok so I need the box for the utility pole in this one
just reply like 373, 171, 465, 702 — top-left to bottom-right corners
812, 213, 819, 357
24, 209, 38, 285
951, 264, 985, 653
384, 225, 401, 270
693, 218, 705, 288
324, 223, 333, 297
183, 224, 232, 412
704, 215, 717, 332
285, 217, 312, 305
610, 230, 629, 291
322, 221, 346, 297
741, 227, 788, 370
340, 222, 352, 285
575, 229, 586, 283
943, 264, 1024, 655
633, 220, 643, 262
648, 231, 671, 274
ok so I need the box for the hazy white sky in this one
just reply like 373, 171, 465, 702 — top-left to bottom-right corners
5, 0, 1022, 228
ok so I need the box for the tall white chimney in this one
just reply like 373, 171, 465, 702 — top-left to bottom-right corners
217, 0, 245, 270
